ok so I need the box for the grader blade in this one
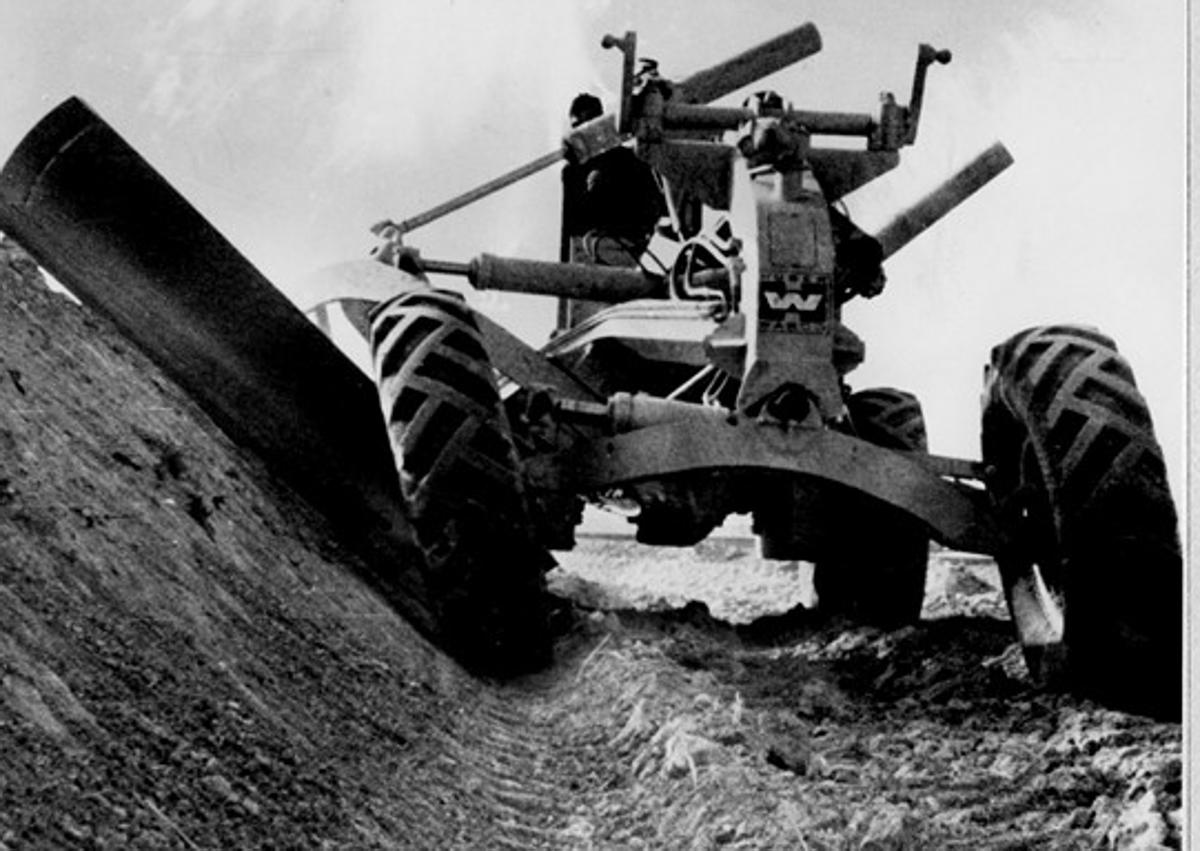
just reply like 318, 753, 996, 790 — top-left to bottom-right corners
0, 97, 436, 635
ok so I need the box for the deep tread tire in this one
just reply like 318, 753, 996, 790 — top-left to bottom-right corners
371, 289, 551, 674
847, 387, 928, 450
982, 325, 1181, 719
814, 388, 931, 627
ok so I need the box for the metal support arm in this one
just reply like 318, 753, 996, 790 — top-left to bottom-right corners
531, 417, 1006, 555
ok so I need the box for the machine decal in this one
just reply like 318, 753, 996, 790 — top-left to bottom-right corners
763, 289, 823, 312
759, 275, 830, 331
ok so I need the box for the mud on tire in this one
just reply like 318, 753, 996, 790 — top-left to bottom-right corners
982, 325, 1180, 719
370, 289, 552, 674
815, 388, 931, 627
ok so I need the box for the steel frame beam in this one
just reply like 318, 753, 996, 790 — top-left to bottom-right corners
531, 417, 1005, 555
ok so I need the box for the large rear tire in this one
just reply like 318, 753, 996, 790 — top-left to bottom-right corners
370, 289, 552, 674
982, 325, 1180, 719
814, 388, 931, 627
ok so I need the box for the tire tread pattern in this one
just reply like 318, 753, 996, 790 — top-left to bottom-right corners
982, 324, 1180, 717
985, 325, 1173, 522
370, 289, 550, 674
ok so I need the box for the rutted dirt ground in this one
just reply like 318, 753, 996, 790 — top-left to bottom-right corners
546, 540, 1182, 848
0, 239, 1182, 849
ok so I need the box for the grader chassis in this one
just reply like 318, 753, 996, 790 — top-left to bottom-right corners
0, 22, 1180, 718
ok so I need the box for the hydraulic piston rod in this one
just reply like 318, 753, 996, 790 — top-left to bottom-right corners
874, 142, 1014, 258
674, 22, 823, 104
422, 253, 667, 303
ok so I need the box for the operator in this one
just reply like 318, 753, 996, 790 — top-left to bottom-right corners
562, 93, 666, 266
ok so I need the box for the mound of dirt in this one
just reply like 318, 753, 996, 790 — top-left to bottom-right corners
0, 239, 567, 848
0, 238, 1182, 849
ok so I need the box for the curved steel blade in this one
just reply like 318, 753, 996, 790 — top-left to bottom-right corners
0, 97, 435, 633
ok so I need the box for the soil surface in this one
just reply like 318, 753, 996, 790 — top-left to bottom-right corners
0, 239, 1182, 849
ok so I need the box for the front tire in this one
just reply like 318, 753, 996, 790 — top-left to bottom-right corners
370, 289, 552, 674
982, 325, 1180, 718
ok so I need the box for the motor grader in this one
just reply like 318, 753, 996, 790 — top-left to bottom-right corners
0, 22, 1180, 718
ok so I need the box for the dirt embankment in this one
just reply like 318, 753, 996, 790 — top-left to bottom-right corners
0, 240, 573, 848
0, 239, 1183, 849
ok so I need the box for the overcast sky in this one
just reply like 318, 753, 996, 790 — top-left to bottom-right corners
0, 0, 1186, 498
